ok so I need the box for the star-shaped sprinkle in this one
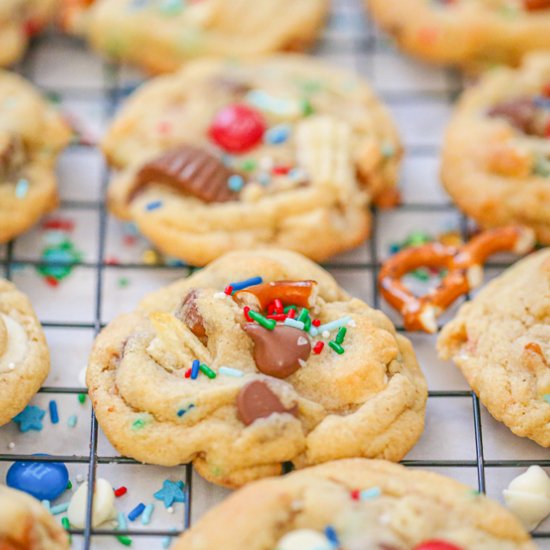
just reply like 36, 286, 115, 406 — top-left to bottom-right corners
12, 406, 46, 432
154, 480, 185, 508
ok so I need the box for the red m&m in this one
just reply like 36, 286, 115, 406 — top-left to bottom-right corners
209, 104, 266, 154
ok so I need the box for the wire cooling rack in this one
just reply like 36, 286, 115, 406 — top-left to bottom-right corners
0, 0, 549, 548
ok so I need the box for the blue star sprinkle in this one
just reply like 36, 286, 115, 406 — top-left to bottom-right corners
154, 480, 185, 508
13, 406, 46, 432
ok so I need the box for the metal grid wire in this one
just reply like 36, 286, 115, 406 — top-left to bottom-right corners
0, 0, 549, 548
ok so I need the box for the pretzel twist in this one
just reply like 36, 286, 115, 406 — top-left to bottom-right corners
378, 226, 535, 333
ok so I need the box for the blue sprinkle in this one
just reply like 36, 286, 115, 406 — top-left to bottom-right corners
141, 503, 154, 525
227, 174, 245, 192
50, 502, 69, 515
288, 168, 306, 182
67, 415, 77, 428
361, 486, 381, 500
49, 400, 59, 424
15, 178, 29, 199
159, 0, 185, 14
13, 405, 45, 432
162, 536, 172, 549
219, 366, 244, 378
190, 359, 200, 380
117, 511, 127, 531
42, 500, 51, 510
145, 200, 163, 211
283, 318, 305, 330
177, 404, 195, 417
128, 502, 146, 521
257, 172, 271, 186
534, 97, 550, 110
308, 326, 318, 337
324, 525, 340, 546
229, 276, 263, 291
264, 124, 291, 145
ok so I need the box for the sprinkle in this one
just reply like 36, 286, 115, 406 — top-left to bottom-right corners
49, 400, 59, 424
224, 285, 233, 295
114, 486, 127, 498
167, 506, 174, 514
199, 363, 216, 379
50, 503, 69, 515
324, 525, 340, 546
361, 486, 381, 500
328, 341, 345, 355
312, 319, 321, 327
7, 442, 15, 450
117, 277, 130, 288
61, 517, 70, 530
42, 500, 51, 510
273, 299, 283, 313
117, 536, 132, 546
184, 369, 191, 379
308, 326, 318, 337
543, 394, 550, 404
229, 276, 263, 291
141, 503, 154, 525
243, 306, 253, 322
301, 98, 314, 116
317, 316, 352, 334
258, 172, 271, 186
335, 327, 347, 345
145, 200, 163, 211
67, 415, 77, 428
143, 249, 161, 265
248, 310, 276, 330
131, 415, 151, 430
350, 489, 360, 501
117, 511, 127, 530
219, 366, 244, 377
297, 308, 309, 323
287, 308, 296, 319
303, 316, 312, 332
284, 305, 298, 313
381, 142, 395, 158
213, 292, 227, 299
267, 314, 286, 321
162, 536, 172, 549
264, 124, 291, 145
15, 178, 29, 199
272, 165, 291, 176
322, 330, 330, 339
190, 359, 200, 380
67, 481, 72, 490
78, 393, 86, 404
76, 474, 84, 483
227, 174, 245, 192
313, 341, 324, 354
240, 158, 257, 172
283, 318, 305, 330
128, 503, 146, 521
13, 405, 45, 432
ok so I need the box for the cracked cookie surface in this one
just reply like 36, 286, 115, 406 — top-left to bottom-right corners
173, 459, 536, 550
103, 55, 401, 265
87, 249, 426, 487
438, 249, 550, 447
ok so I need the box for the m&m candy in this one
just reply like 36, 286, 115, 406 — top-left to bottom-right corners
6, 458, 69, 501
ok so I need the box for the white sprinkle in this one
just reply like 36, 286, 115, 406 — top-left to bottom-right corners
8, 362, 15, 371
348, 320, 356, 327
322, 331, 330, 339
213, 292, 227, 299
259, 156, 273, 170
167, 506, 174, 514
7, 442, 15, 450
76, 474, 84, 483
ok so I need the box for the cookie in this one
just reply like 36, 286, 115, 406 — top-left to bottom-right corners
0, 278, 49, 427
0, 485, 69, 550
103, 55, 402, 265
438, 249, 550, 447
441, 53, 550, 244
0, 70, 71, 244
367, 0, 550, 71
0, 1, 57, 67
87, 249, 427, 487
60, 0, 329, 74
174, 458, 535, 550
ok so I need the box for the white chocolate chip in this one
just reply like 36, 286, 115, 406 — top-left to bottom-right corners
0, 313, 28, 372
503, 466, 550, 530
68, 478, 117, 528
275, 529, 332, 550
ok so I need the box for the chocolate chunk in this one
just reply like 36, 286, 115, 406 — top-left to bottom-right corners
177, 289, 207, 343
130, 144, 241, 204
523, 0, 550, 10
487, 97, 539, 134
236, 380, 297, 426
0, 133, 25, 181
243, 323, 310, 379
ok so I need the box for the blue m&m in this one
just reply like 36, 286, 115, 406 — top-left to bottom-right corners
6, 458, 69, 501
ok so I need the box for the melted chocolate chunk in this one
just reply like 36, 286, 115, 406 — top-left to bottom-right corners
177, 289, 207, 343
131, 144, 241, 204
487, 97, 540, 135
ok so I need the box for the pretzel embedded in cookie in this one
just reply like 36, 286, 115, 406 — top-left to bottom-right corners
378, 226, 536, 333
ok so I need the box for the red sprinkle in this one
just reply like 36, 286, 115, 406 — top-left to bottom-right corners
414, 542, 463, 550
266, 314, 286, 321
43, 218, 74, 231
313, 341, 324, 354
267, 302, 276, 315
243, 306, 253, 322
272, 165, 291, 175
185, 368, 192, 379
224, 285, 233, 295
350, 489, 360, 501
287, 309, 296, 319
273, 299, 283, 314
114, 487, 127, 497
105, 256, 120, 265
44, 276, 59, 288
312, 319, 321, 327
157, 121, 172, 134
123, 235, 137, 246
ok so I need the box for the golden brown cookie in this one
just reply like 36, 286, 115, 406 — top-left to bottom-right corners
174, 459, 536, 550
87, 249, 427, 487
0, 485, 69, 550
0, 278, 50, 427
103, 55, 402, 265
60, 0, 329, 74
0, 70, 71, 244
441, 53, 550, 244
438, 249, 550, 447
367, 0, 550, 71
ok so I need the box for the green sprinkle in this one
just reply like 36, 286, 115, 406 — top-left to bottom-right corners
300, 98, 314, 117
61, 517, 71, 542
131, 415, 151, 431
240, 159, 257, 172
199, 364, 216, 379
381, 142, 395, 159
78, 393, 86, 404
297, 308, 310, 323
248, 310, 276, 330
117, 277, 130, 288
159, 0, 185, 15
533, 156, 550, 177
328, 341, 345, 355
303, 316, 312, 332
411, 268, 430, 282
335, 327, 347, 345
284, 305, 298, 313
117, 535, 133, 546
543, 394, 550, 404
66, 481, 72, 490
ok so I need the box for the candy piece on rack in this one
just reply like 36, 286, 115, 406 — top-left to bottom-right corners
154, 479, 185, 508
236, 380, 297, 426
131, 145, 240, 204
208, 104, 266, 153
6, 459, 69, 501
12, 405, 45, 432
503, 466, 550, 530
243, 324, 311, 379
233, 280, 318, 311
68, 478, 117, 528
414, 541, 464, 550
378, 226, 535, 333
275, 529, 332, 550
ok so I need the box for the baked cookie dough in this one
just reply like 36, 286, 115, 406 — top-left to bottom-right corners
367, 0, 550, 71
88, 249, 427, 487
103, 55, 402, 265
0, 278, 50, 427
0, 485, 69, 550
0, 1, 57, 67
438, 249, 550, 447
174, 459, 536, 550
442, 53, 550, 244
0, 70, 71, 244
60, 0, 329, 74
